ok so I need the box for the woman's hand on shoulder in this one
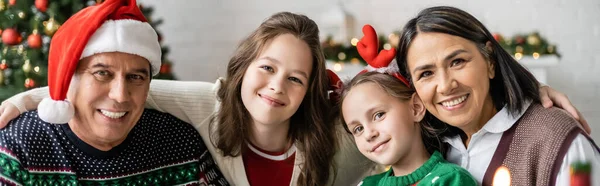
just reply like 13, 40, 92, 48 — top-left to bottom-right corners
539, 85, 590, 134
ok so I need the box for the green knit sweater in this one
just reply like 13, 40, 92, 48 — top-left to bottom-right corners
359, 151, 476, 186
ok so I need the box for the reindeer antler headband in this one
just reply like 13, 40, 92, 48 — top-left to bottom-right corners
357, 24, 410, 87
326, 24, 411, 103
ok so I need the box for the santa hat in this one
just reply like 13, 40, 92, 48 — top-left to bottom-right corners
38, 0, 161, 124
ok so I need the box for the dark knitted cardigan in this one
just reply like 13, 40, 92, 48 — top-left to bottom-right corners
482, 104, 599, 186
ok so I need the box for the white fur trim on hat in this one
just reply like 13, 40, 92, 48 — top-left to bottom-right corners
38, 98, 75, 124
81, 19, 161, 76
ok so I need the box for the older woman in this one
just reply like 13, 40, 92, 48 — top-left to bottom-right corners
395, 6, 599, 186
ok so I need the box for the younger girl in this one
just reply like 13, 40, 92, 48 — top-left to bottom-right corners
336, 25, 477, 186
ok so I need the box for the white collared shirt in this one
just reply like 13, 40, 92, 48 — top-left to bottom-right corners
443, 102, 600, 185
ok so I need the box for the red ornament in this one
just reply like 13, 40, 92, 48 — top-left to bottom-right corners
159, 63, 171, 74
515, 36, 525, 45
24, 78, 36, 89
9, 0, 16, 6
492, 33, 503, 42
27, 33, 42, 49
35, 0, 48, 12
1, 28, 20, 45
0, 63, 8, 70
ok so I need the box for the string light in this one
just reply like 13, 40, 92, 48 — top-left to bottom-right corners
18, 11, 25, 19
350, 38, 359, 46
514, 53, 523, 60
532, 52, 540, 59
338, 52, 347, 60
383, 43, 392, 50
333, 62, 343, 72
515, 46, 524, 53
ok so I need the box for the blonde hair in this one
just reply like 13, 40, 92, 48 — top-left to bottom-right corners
338, 72, 446, 155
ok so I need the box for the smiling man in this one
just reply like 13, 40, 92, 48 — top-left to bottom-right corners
0, 0, 227, 185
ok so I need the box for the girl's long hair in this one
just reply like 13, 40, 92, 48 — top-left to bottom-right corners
212, 12, 337, 185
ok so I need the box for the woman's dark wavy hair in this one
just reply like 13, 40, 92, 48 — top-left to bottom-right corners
395, 6, 540, 137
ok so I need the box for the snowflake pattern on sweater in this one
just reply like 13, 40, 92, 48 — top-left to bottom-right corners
0, 109, 229, 186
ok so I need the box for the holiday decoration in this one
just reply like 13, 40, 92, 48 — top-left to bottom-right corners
22, 60, 31, 73
160, 61, 171, 74
34, 0, 47, 12
527, 33, 541, 46
0, 61, 7, 70
322, 31, 559, 65
27, 32, 42, 48
0, 70, 5, 86
1, 28, 19, 45
43, 17, 60, 36
322, 33, 392, 65
493, 33, 503, 42
356, 24, 410, 87
570, 161, 591, 186
24, 78, 35, 88
0, 0, 178, 101
16, 10, 25, 19
141, 5, 177, 81
493, 32, 560, 60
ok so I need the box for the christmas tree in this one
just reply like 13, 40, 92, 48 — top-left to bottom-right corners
0, 0, 176, 102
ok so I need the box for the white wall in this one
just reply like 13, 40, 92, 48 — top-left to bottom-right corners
138, 0, 600, 141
